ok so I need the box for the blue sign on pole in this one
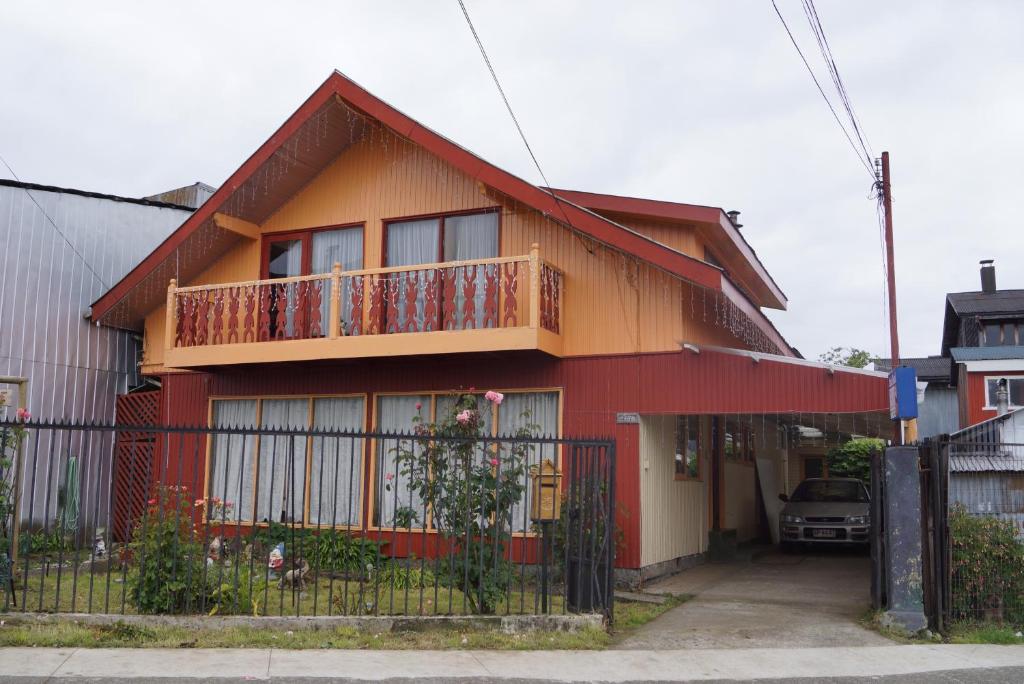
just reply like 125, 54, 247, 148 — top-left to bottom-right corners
888, 367, 918, 421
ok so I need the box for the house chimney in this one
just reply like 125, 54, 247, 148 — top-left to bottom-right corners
726, 210, 743, 229
996, 378, 1009, 416
980, 259, 997, 293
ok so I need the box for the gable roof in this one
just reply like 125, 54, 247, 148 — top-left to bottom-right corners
90, 71, 788, 356
873, 356, 953, 383
941, 289, 1024, 354
543, 188, 787, 310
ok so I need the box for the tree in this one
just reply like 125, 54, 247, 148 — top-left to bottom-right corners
826, 438, 885, 483
818, 346, 872, 369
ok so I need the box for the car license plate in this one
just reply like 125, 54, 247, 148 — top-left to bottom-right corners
811, 528, 837, 538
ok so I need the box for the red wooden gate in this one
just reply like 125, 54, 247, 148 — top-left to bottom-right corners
112, 391, 162, 542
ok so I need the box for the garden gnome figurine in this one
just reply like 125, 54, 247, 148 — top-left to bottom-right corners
93, 529, 106, 559
268, 542, 285, 576
208, 536, 222, 565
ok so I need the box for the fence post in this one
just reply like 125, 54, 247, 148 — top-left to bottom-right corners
870, 447, 884, 611
328, 262, 341, 339
881, 445, 928, 634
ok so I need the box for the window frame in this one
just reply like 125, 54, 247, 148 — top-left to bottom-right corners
983, 375, 1024, 409
980, 318, 1023, 347
381, 207, 501, 268
205, 393, 368, 530
260, 223, 366, 279
367, 387, 563, 534
673, 415, 702, 481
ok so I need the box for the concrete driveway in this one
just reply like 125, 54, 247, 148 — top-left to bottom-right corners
615, 548, 894, 649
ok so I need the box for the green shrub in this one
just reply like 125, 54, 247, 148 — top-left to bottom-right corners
949, 504, 1024, 625
372, 558, 435, 590
826, 438, 883, 483
128, 485, 206, 614
250, 524, 384, 574
18, 529, 71, 556
206, 564, 268, 616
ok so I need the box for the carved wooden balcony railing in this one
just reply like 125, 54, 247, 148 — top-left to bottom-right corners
164, 244, 563, 366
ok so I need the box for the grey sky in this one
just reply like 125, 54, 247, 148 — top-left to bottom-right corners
2, 1, 1021, 360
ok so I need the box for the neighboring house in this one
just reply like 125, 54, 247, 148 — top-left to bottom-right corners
1, 179, 205, 529
874, 356, 957, 438
876, 260, 1024, 436
948, 407, 1024, 535
88, 71, 888, 582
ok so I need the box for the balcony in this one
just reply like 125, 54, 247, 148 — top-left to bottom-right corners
164, 245, 563, 368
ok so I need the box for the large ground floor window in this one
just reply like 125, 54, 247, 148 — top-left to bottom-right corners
372, 390, 560, 531
207, 395, 366, 527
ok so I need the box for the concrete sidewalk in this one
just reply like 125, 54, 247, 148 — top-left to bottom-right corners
2, 644, 1024, 682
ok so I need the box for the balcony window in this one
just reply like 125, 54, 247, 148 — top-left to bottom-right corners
261, 226, 364, 338
384, 210, 499, 331
981, 319, 1023, 347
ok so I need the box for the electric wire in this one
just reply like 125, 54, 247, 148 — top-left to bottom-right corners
454, 0, 582, 236
770, 0, 875, 179
0, 153, 110, 290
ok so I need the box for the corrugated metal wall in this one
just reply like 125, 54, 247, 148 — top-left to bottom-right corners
918, 385, 960, 437
2, 183, 191, 527
638, 415, 708, 567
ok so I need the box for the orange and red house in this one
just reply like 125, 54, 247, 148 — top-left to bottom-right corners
91, 71, 888, 582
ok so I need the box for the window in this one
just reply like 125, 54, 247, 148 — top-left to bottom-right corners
373, 390, 559, 532
981, 319, 1023, 347
261, 225, 364, 337
724, 418, 754, 465
802, 455, 826, 480
208, 396, 365, 526
985, 376, 1024, 408
674, 416, 700, 480
383, 210, 499, 331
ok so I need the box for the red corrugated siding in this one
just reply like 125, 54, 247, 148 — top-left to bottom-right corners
965, 370, 1024, 427
156, 349, 887, 569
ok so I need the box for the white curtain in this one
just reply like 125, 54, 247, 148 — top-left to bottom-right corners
268, 240, 303, 337
308, 397, 365, 526
387, 219, 439, 331
444, 212, 499, 329
312, 228, 364, 336
375, 395, 430, 528
256, 399, 309, 524
498, 392, 559, 532
209, 400, 257, 522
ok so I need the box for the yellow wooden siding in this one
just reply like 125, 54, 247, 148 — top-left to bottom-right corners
595, 212, 702, 259
639, 415, 708, 567
141, 126, 755, 371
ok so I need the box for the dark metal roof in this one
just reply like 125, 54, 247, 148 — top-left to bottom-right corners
947, 290, 1024, 316
873, 356, 953, 383
950, 346, 1024, 362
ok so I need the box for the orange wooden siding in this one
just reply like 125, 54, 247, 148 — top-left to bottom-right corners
142, 125, 756, 372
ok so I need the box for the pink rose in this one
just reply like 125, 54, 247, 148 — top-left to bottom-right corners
385, 472, 395, 482
147, 498, 157, 506
484, 391, 504, 405
194, 499, 205, 507
415, 402, 422, 411
15, 407, 30, 421
490, 457, 499, 467
456, 409, 472, 425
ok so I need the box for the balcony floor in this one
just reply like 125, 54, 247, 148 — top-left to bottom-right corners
165, 326, 563, 369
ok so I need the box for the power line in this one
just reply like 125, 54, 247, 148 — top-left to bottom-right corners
454, 0, 583, 239
0, 153, 110, 290
770, 0, 875, 179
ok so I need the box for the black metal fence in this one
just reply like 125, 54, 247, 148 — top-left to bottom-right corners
0, 420, 616, 622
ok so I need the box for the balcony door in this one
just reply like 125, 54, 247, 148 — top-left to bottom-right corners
384, 210, 498, 332
262, 226, 363, 339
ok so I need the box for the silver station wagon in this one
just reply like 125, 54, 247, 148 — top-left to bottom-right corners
778, 477, 870, 549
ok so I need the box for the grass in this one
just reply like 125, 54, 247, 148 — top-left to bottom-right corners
10, 559, 566, 617
948, 623, 1024, 645
0, 595, 684, 650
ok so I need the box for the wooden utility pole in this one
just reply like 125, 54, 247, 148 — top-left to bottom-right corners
880, 152, 915, 444
881, 151, 899, 367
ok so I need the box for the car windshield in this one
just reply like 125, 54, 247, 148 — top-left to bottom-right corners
791, 480, 868, 503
